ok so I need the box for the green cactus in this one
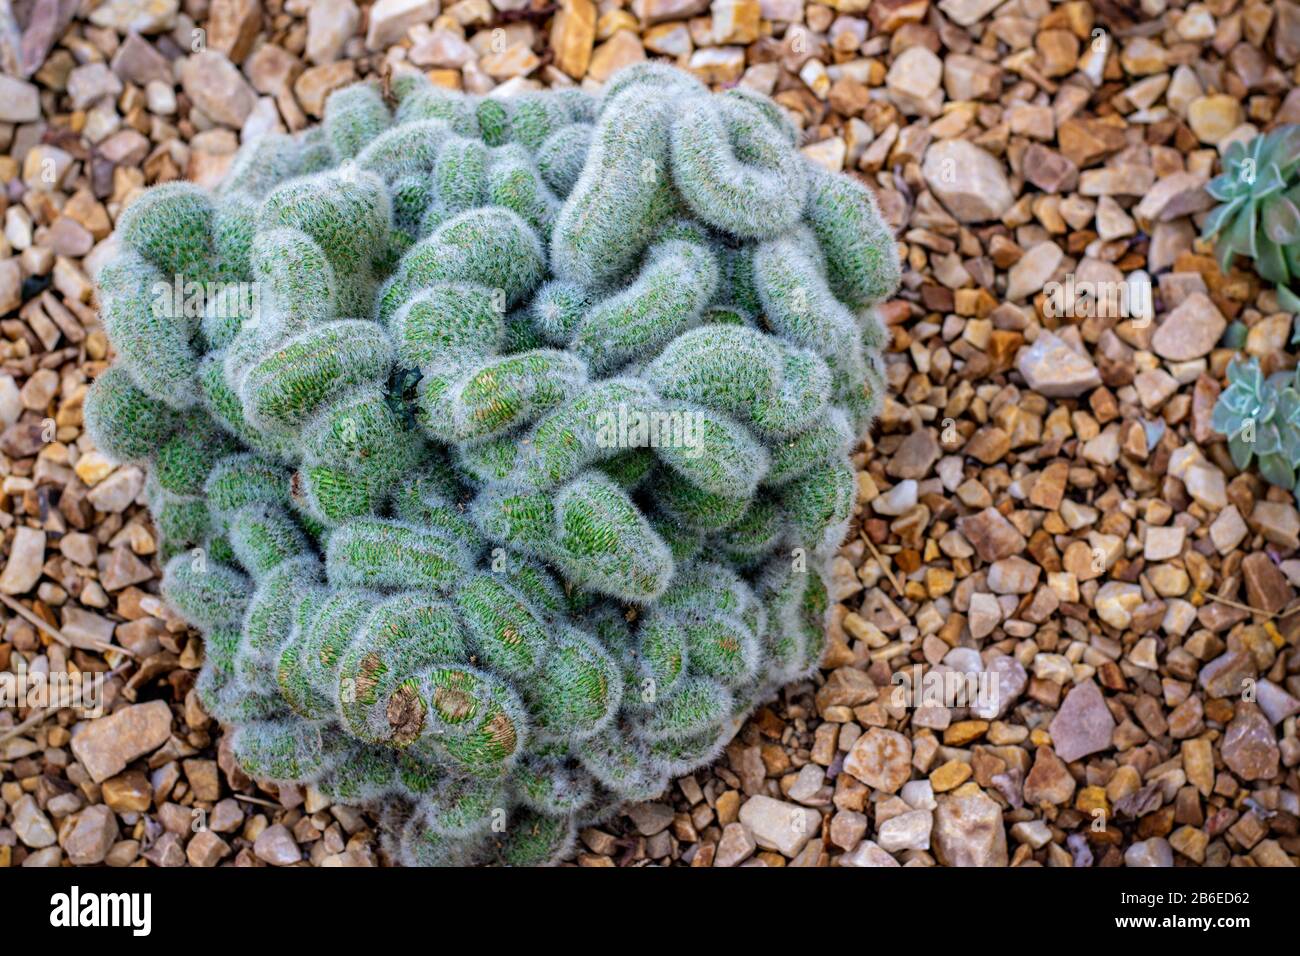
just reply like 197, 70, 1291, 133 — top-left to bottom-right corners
86, 65, 899, 866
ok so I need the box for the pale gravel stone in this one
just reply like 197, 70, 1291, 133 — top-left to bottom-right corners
88, 0, 179, 34
307, 0, 360, 64
876, 809, 932, 852
1048, 680, 1116, 762
1006, 241, 1063, 301
70, 701, 174, 783
59, 606, 117, 650
1144, 525, 1185, 561
972, 656, 1028, 720
1094, 581, 1142, 629
253, 823, 303, 865
921, 139, 1014, 223
1125, 837, 1174, 867
713, 822, 757, 866
0, 374, 21, 426
0, 76, 41, 122
837, 840, 901, 867
968, 592, 1002, 639
1151, 293, 1226, 361
937, 0, 1002, 25
1183, 462, 1228, 511
1017, 331, 1101, 398
1011, 819, 1053, 849
872, 479, 918, 516
625, 801, 673, 836
0, 527, 46, 595
179, 50, 256, 128
12, 794, 58, 848
986, 556, 1040, 595
932, 792, 1007, 866
787, 764, 827, 805
366, 0, 440, 50
1252, 501, 1300, 549
843, 728, 912, 793
66, 62, 123, 110
22, 847, 65, 867
900, 780, 937, 811
61, 805, 119, 865
86, 466, 145, 513
885, 46, 943, 116
738, 795, 821, 857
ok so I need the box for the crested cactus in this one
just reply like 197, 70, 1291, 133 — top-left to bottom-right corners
86, 64, 900, 866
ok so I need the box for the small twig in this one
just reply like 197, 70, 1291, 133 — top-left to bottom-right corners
862, 534, 904, 599
0, 592, 136, 659
233, 794, 282, 809
1201, 591, 1279, 620
0, 658, 136, 743
0, 708, 50, 746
